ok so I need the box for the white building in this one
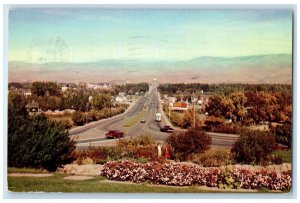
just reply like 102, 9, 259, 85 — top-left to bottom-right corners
115, 95, 127, 103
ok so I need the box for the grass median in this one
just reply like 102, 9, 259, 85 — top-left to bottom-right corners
123, 110, 146, 128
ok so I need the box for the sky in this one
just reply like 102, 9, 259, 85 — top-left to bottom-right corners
8, 9, 293, 63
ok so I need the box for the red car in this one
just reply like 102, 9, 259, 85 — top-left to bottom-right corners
105, 130, 125, 139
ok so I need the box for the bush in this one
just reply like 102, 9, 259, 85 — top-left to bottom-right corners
71, 111, 85, 126
166, 128, 211, 161
60, 117, 74, 129
191, 148, 232, 167
231, 129, 276, 165
118, 135, 155, 147
271, 123, 292, 148
8, 113, 76, 171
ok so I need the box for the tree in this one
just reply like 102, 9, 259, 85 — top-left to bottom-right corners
206, 95, 235, 119
166, 128, 211, 161
231, 129, 276, 165
182, 108, 203, 129
24, 114, 76, 171
92, 94, 112, 111
8, 96, 76, 171
31, 81, 61, 97
8, 93, 29, 168
229, 92, 247, 121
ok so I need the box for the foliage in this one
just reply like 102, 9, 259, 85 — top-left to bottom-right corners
101, 160, 291, 190
271, 123, 292, 148
231, 129, 276, 165
191, 148, 232, 167
166, 128, 211, 161
118, 135, 155, 147
158, 83, 291, 96
271, 150, 291, 163
91, 94, 112, 111
218, 168, 240, 189
8, 98, 76, 171
30, 81, 61, 97
73, 136, 160, 164
181, 108, 204, 129
71, 111, 85, 126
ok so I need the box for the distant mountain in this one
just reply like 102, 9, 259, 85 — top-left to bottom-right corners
8, 54, 292, 84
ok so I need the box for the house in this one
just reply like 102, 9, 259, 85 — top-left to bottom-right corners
115, 95, 127, 103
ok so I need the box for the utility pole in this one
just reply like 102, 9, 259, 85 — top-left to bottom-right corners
193, 92, 196, 129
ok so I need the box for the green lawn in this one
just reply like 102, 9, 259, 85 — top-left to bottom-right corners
7, 168, 230, 193
272, 149, 292, 163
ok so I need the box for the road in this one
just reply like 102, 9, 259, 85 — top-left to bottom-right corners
70, 86, 238, 148
70, 86, 168, 148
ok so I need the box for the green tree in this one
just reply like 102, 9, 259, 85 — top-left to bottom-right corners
92, 94, 112, 111
229, 92, 247, 121
231, 129, 276, 165
31, 81, 61, 97
8, 93, 29, 168
8, 93, 75, 171
166, 128, 211, 161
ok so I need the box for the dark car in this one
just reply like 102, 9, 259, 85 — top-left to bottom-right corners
160, 125, 174, 133
140, 118, 146, 123
105, 130, 125, 139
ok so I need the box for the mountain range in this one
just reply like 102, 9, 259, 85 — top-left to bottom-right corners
8, 54, 292, 84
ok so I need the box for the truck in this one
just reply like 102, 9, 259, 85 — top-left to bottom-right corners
155, 113, 162, 122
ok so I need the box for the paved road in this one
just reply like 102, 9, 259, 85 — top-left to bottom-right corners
71, 86, 238, 148
71, 86, 169, 148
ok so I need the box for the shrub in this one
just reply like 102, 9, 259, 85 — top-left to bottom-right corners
71, 111, 85, 126
271, 123, 292, 148
270, 155, 284, 165
118, 135, 154, 148
73, 157, 95, 165
218, 168, 240, 189
8, 113, 76, 171
166, 128, 211, 161
231, 129, 276, 165
60, 117, 74, 129
191, 148, 232, 167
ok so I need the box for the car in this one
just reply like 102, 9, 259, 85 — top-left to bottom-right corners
140, 119, 146, 123
105, 130, 125, 139
160, 125, 174, 133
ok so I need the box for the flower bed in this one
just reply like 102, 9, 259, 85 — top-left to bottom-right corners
100, 160, 291, 191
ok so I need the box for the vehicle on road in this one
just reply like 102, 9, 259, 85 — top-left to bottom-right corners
105, 130, 125, 139
140, 118, 146, 123
155, 113, 162, 122
160, 125, 174, 133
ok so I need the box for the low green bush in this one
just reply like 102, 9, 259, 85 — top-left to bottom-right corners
191, 148, 232, 167
231, 129, 276, 165
166, 128, 211, 161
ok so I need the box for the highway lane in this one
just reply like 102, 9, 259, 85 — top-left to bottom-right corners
73, 86, 239, 148
70, 95, 148, 142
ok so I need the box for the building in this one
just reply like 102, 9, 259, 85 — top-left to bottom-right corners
169, 102, 189, 112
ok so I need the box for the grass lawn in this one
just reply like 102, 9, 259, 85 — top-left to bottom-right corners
272, 149, 292, 163
7, 168, 232, 193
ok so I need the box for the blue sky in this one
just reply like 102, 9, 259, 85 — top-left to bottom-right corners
9, 9, 293, 63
